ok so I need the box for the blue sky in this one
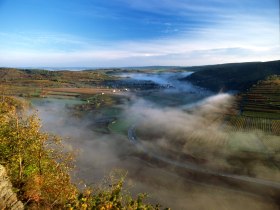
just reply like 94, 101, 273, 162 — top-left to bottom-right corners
0, 0, 279, 67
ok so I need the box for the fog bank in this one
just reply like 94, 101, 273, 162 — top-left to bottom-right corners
32, 91, 280, 209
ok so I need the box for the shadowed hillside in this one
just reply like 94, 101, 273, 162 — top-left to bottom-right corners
183, 60, 280, 92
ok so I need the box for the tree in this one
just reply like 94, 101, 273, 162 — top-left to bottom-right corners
0, 96, 76, 208
0, 96, 167, 209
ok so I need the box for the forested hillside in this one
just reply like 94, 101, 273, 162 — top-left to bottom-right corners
184, 60, 280, 92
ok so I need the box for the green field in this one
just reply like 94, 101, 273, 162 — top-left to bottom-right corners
108, 119, 131, 135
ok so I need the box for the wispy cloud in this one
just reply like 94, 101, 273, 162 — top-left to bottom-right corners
0, 32, 95, 52
0, 0, 278, 67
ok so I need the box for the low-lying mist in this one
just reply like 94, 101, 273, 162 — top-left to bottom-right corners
125, 94, 280, 180
32, 90, 280, 209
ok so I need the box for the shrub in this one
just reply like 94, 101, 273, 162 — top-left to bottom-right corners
0, 96, 166, 209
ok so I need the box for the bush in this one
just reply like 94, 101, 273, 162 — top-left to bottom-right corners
0, 96, 166, 209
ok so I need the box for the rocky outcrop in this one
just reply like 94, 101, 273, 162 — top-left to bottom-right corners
0, 165, 24, 210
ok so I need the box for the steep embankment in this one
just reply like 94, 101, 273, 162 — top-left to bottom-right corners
0, 165, 23, 209
184, 60, 280, 92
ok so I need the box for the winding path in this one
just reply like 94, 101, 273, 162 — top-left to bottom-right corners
127, 125, 280, 198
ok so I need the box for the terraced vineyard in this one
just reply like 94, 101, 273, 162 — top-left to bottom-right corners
225, 75, 280, 135
240, 75, 280, 119
225, 116, 280, 135
134, 75, 280, 178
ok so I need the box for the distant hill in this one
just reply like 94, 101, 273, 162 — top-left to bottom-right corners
0, 67, 112, 87
183, 60, 280, 92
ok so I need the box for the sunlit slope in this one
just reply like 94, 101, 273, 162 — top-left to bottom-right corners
238, 75, 280, 119
225, 75, 280, 136
0, 68, 115, 97
0, 68, 113, 87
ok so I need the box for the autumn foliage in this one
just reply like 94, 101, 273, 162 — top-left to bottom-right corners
0, 96, 166, 209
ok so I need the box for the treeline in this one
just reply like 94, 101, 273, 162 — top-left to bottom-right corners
0, 96, 166, 209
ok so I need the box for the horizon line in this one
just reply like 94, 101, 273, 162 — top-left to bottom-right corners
1, 59, 279, 71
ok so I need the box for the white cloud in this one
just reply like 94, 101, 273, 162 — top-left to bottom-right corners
0, 1, 278, 67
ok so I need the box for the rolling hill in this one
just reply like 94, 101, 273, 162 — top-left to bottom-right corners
183, 60, 280, 92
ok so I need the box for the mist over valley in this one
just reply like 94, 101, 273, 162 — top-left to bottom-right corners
0, 0, 279, 208
26, 67, 280, 210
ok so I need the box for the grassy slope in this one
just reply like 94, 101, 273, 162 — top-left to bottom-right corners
0, 68, 117, 98
184, 60, 280, 92
0, 68, 113, 87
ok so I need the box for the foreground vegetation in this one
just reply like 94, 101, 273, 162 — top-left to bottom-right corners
0, 96, 166, 209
